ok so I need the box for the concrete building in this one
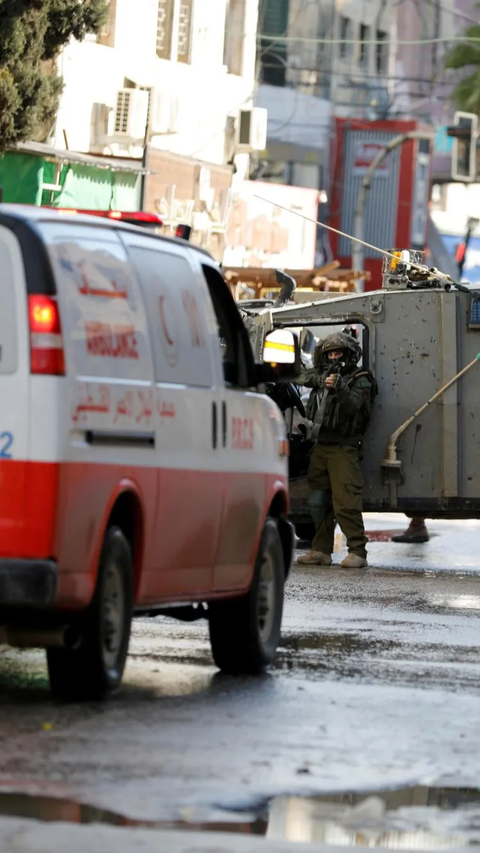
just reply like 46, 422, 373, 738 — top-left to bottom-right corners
254, 84, 331, 191
393, 0, 478, 179
52, 0, 261, 174
258, 0, 398, 118
45, 0, 275, 259
254, 0, 400, 219
256, 0, 478, 178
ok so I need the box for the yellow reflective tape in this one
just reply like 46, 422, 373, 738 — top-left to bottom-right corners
264, 341, 295, 352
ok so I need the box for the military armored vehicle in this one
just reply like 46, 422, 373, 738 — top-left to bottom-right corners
244, 252, 480, 537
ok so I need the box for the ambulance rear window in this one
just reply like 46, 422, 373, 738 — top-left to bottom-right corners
0, 217, 57, 296
0, 231, 19, 374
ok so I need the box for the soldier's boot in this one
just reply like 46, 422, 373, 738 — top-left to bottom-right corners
391, 518, 429, 543
297, 550, 332, 566
340, 553, 368, 569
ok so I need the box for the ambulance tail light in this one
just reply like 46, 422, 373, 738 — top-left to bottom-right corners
28, 295, 65, 376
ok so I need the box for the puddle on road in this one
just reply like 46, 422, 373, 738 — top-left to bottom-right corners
3, 785, 480, 848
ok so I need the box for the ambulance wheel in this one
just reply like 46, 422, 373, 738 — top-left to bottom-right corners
208, 517, 285, 674
47, 527, 134, 701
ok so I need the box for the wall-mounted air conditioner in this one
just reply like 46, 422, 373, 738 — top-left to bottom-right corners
150, 90, 180, 135
236, 107, 268, 152
112, 88, 149, 140
91, 102, 113, 146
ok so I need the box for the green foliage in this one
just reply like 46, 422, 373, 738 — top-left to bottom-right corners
445, 23, 480, 115
0, 0, 108, 149
43, 0, 109, 60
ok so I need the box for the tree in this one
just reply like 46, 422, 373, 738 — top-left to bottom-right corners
445, 23, 480, 116
0, 0, 108, 149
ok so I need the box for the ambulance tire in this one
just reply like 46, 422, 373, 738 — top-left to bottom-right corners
208, 517, 285, 674
47, 527, 134, 701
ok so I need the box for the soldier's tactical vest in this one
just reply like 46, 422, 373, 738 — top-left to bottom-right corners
306, 369, 378, 440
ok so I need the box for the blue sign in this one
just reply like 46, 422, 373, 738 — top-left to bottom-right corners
434, 127, 454, 155
442, 233, 480, 284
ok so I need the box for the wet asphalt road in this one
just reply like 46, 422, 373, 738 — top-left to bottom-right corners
1, 514, 480, 825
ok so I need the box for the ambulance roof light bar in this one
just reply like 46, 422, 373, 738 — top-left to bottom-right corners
53, 208, 164, 229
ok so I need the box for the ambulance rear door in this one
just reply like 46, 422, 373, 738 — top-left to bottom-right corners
122, 231, 224, 599
38, 220, 156, 592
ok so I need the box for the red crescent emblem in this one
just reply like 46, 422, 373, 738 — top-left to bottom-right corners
159, 295, 175, 346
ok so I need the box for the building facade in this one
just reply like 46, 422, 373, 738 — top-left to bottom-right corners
47, 0, 275, 259
52, 0, 259, 172
393, 0, 477, 180
258, 0, 398, 118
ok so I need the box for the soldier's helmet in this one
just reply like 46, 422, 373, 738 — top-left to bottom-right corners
314, 331, 361, 371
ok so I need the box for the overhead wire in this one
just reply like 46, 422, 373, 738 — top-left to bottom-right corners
252, 194, 454, 283
256, 34, 480, 47
259, 63, 461, 87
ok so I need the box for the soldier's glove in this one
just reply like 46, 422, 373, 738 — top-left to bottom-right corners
327, 373, 344, 391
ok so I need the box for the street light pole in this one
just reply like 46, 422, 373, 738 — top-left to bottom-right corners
352, 130, 434, 288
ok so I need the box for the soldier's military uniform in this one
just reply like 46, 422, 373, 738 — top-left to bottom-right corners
296, 332, 377, 568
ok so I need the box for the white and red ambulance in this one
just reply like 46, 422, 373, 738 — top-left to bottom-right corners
0, 205, 296, 700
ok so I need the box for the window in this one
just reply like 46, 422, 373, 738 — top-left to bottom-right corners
177, 0, 194, 64
262, 0, 289, 33
156, 0, 174, 59
260, 43, 286, 86
97, 0, 116, 47
128, 244, 215, 388
259, 0, 288, 87
202, 264, 253, 388
41, 226, 152, 382
359, 23, 370, 67
223, 0, 246, 76
339, 16, 351, 60
376, 30, 388, 74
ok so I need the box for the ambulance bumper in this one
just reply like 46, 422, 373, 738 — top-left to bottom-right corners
0, 560, 57, 608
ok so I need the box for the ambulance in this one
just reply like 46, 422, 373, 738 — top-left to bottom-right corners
0, 205, 296, 700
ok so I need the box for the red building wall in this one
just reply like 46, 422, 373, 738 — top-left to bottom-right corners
328, 118, 429, 291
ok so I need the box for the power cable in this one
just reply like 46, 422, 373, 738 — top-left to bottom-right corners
259, 62, 460, 86
257, 33, 480, 46
252, 193, 455, 283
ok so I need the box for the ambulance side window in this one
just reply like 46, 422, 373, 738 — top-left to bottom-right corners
201, 263, 253, 388
127, 242, 215, 387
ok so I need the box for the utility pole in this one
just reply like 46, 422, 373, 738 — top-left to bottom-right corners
139, 89, 152, 212
328, 0, 338, 105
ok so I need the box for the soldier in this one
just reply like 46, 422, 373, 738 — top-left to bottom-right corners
391, 515, 430, 543
296, 332, 377, 569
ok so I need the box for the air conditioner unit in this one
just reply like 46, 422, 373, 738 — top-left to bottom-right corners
91, 102, 113, 145
112, 88, 149, 140
150, 90, 180, 134
236, 107, 268, 153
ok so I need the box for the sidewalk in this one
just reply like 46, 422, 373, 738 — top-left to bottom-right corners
0, 816, 469, 853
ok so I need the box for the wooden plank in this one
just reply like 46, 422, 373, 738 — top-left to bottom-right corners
224, 265, 365, 297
